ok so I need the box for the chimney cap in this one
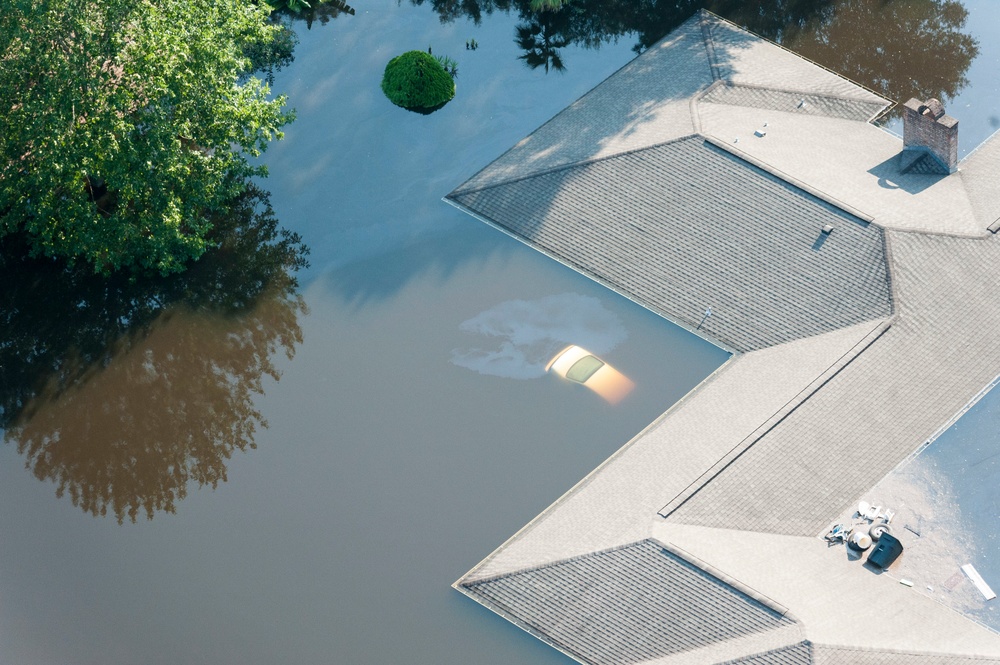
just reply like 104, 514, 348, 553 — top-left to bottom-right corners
919, 98, 946, 119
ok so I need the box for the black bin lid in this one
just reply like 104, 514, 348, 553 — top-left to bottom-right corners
868, 532, 904, 569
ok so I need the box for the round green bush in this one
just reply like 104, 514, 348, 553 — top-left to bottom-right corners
381, 50, 455, 112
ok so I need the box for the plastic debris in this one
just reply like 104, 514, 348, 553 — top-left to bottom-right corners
962, 564, 997, 600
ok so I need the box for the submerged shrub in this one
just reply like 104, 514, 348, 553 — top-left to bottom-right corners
381, 50, 456, 112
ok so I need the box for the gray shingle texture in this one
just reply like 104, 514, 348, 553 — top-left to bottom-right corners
959, 133, 1000, 229
722, 642, 813, 665
462, 540, 794, 665
456, 14, 712, 192
450, 136, 892, 352
721, 643, 1000, 665
812, 646, 1000, 665
451, 10, 1000, 665
702, 15, 886, 104
700, 84, 886, 122
665, 231, 1000, 535
899, 151, 950, 176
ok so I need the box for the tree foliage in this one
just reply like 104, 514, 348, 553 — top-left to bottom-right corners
0, 184, 309, 523
0, 0, 294, 275
381, 50, 457, 112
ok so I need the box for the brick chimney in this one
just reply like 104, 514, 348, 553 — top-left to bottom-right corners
902, 98, 958, 173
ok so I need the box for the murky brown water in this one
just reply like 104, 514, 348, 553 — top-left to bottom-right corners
3, 1, 1000, 663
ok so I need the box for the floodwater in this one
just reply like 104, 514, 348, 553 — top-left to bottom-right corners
861, 376, 1000, 633
3, 1, 1000, 663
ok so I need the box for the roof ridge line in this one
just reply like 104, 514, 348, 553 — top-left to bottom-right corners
447, 134, 701, 197
698, 9, 724, 82
652, 537, 799, 623
712, 79, 893, 111
462, 536, 803, 626
716, 640, 813, 665
702, 134, 876, 223
880, 223, 991, 240
447, 12, 708, 200
458, 539, 651, 587
659, 315, 893, 520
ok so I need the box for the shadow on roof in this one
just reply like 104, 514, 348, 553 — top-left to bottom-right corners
867, 154, 946, 195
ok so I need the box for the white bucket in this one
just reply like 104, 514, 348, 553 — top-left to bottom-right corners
849, 531, 872, 551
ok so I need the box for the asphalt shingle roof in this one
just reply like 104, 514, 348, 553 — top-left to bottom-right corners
812, 647, 1000, 665
695, 103, 986, 235
457, 15, 713, 192
451, 8, 1000, 665
721, 643, 1000, 665
699, 83, 887, 122
664, 231, 1000, 535
450, 136, 892, 352
461, 540, 795, 665
722, 642, 812, 665
701, 14, 886, 103
899, 150, 950, 175
959, 133, 1000, 230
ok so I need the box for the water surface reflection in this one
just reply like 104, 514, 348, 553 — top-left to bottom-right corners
452, 293, 627, 379
0, 186, 308, 523
3, 0, 1000, 662
415, 0, 979, 122
852, 375, 1000, 630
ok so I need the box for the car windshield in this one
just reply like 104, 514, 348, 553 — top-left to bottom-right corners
566, 355, 604, 383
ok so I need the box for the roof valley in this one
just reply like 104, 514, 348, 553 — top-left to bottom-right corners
449, 9, 1000, 664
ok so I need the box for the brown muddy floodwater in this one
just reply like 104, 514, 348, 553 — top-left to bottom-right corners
2, 1, 1000, 663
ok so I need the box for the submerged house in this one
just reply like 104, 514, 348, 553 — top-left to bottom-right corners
446, 10, 1000, 665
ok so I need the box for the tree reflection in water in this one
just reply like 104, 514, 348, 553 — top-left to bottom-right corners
768, 0, 977, 107
516, 15, 571, 72
415, 0, 977, 109
0, 185, 309, 523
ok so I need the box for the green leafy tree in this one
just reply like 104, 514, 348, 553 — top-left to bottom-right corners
381, 50, 457, 112
0, 0, 294, 275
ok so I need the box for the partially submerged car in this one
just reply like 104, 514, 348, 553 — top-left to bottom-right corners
545, 345, 635, 404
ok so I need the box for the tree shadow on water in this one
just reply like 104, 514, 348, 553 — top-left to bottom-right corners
0, 185, 309, 523
415, 0, 977, 109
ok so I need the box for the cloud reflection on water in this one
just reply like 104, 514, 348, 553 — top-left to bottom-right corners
451, 292, 627, 379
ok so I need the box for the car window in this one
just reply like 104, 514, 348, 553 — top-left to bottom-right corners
566, 355, 604, 383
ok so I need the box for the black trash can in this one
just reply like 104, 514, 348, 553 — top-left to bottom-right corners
867, 532, 903, 569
